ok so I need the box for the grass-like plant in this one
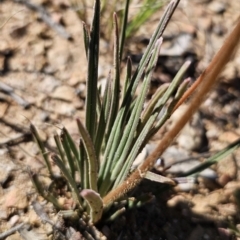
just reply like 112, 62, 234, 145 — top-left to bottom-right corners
30, 0, 240, 238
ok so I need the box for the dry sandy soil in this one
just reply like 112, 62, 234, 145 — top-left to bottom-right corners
0, 0, 240, 239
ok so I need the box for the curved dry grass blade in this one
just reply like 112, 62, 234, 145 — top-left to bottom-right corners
80, 189, 103, 224
143, 171, 176, 185
103, 18, 240, 206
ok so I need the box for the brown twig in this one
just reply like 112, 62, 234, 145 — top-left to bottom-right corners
103, 19, 240, 206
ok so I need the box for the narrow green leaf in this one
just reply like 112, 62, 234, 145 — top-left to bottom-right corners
28, 168, 63, 210
60, 130, 75, 179
154, 61, 191, 112
62, 127, 79, 161
105, 207, 126, 222
85, 0, 100, 139
77, 118, 98, 192
54, 132, 67, 165
139, 83, 169, 131
30, 124, 53, 177
179, 139, 240, 177
98, 107, 127, 190
174, 77, 191, 100
95, 72, 112, 158
119, 0, 130, 60
51, 154, 83, 210
126, 0, 166, 38
113, 114, 155, 187
105, 13, 120, 140
82, 22, 90, 59
79, 140, 88, 190
121, 56, 132, 103
62, 127, 83, 178
147, 77, 191, 139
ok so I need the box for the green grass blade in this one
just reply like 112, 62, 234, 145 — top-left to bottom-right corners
126, 0, 165, 38
27, 168, 63, 210
30, 124, 53, 177
85, 0, 100, 139
77, 118, 98, 192
121, 56, 132, 103
62, 127, 83, 178
95, 73, 112, 158
105, 13, 120, 140
60, 130, 75, 179
62, 127, 79, 161
119, 0, 130, 60
154, 61, 191, 111
51, 154, 83, 210
151, 78, 191, 134
179, 139, 240, 177
54, 132, 67, 165
139, 83, 169, 131
98, 107, 127, 190
79, 140, 88, 190
113, 115, 155, 187
82, 22, 90, 59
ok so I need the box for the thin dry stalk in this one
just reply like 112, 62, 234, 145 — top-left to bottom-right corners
103, 19, 240, 206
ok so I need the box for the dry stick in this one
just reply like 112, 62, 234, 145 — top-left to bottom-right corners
103, 19, 240, 206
